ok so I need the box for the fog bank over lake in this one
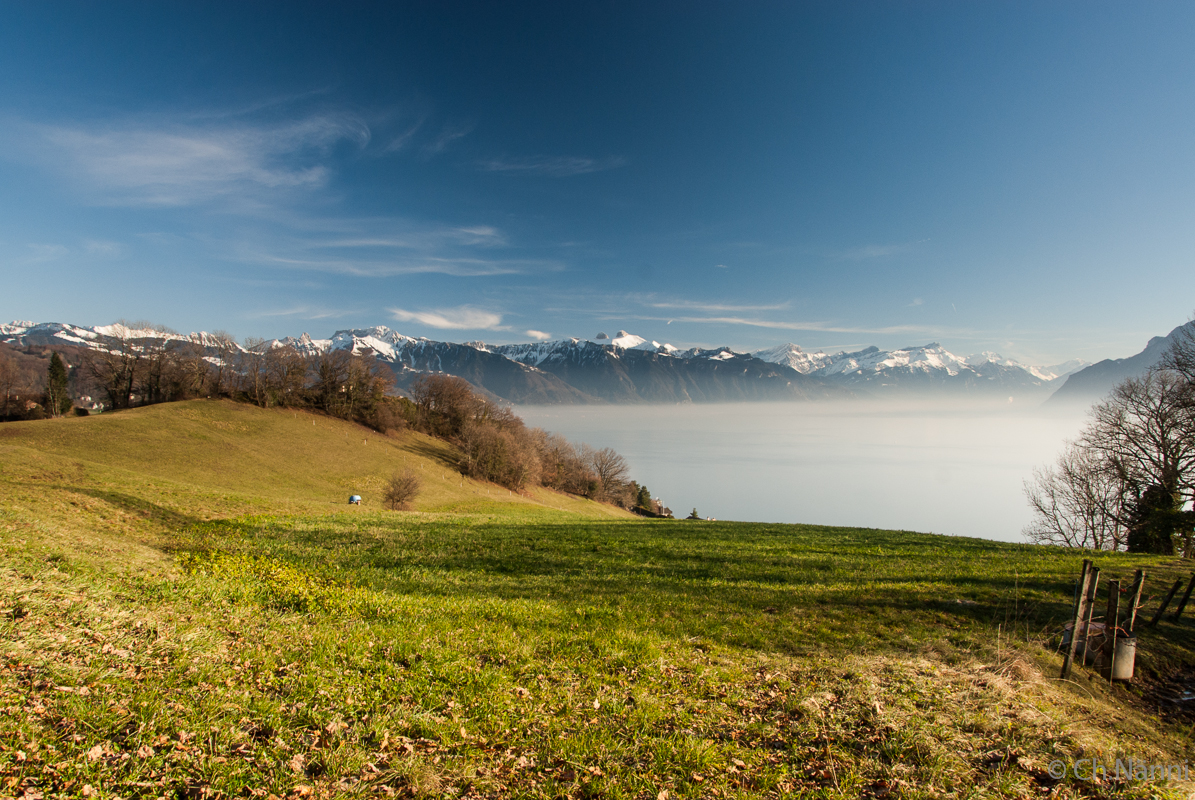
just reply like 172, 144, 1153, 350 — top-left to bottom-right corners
518, 401, 1091, 542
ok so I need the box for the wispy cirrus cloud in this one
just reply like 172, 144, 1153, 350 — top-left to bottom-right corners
421, 122, 475, 157
5, 107, 565, 285
621, 311, 959, 337
20, 114, 371, 207
234, 215, 553, 278
302, 225, 506, 250
477, 155, 626, 177
644, 299, 792, 313
389, 305, 508, 331
383, 116, 426, 153
84, 239, 124, 257
250, 305, 350, 320
248, 251, 543, 278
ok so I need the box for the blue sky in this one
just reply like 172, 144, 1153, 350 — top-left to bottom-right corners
2, 1, 1194, 364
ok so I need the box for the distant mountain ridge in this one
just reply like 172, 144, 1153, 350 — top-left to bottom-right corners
749, 341, 1086, 395
1047, 320, 1195, 404
2, 319, 1092, 405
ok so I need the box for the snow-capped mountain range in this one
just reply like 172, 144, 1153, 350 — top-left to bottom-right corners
1, 320, 1092, 404
751, 342, 1087, 383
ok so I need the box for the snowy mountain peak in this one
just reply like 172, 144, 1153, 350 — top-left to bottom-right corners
588, 330, 649, 349
751, 343, 833, 374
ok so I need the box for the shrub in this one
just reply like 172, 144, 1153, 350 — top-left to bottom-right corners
383, 470, 422, 510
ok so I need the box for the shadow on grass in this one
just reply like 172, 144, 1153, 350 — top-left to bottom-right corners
48, 484, 205, 532
397, 437, 462, 471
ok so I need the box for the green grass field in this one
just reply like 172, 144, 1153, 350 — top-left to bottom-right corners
2, 400, 1193, 799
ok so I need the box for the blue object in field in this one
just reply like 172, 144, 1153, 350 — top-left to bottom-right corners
349, 495, 362, 505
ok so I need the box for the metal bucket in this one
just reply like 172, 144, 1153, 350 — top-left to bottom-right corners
1112, 636, 1136, 681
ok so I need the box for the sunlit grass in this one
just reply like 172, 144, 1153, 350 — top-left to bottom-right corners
1, 402, 1192, 798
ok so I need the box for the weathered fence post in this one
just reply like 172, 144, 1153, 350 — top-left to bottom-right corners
1082, 568, 1101, 665
1061, 559, 1093, 680
1171, 573, 1195, 623
1104, 579, 1121, 682
1150, 579, 1184, 627
1125, 570, 1145, 633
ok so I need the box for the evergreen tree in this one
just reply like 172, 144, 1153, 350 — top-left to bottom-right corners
1126, 484, 1190, 555
636, 484, 652, 511
45, 352, 72, 417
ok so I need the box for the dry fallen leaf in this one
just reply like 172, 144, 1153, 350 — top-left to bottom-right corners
86, 745, 104, 761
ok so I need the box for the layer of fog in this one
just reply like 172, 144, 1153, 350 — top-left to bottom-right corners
518, 400, 1091, 542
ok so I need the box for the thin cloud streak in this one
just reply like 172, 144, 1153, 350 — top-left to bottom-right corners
477, 155, 627, 177
250, 305, 349, 320
303, 225, 505, 250
421, 122, 475, 157
626, 312, 963, 337
645, 299, 792, 313
246, 251, 544, 278
389, 305, 508, 331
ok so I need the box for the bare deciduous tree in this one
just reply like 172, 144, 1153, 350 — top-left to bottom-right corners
208, 331, 239, 396
1083, 371, 1195, 520
85, 330, 140, 410
383, 470, 422, 510
1024, 442, 1128, 549
0, 347, 20, 418
261, 344, 307, 407
588, 446, 630, 499
411, 374, 481, 438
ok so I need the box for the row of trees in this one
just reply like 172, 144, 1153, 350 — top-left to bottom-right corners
1025, 322, 1195, 554
3, 324, 404, 432
407, 373, 648, 508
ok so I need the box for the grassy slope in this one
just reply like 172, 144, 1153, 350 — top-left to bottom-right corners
0, 399, 627, 562
2, 401, 1194, 799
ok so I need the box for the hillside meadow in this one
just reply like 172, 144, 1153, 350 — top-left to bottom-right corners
2, 399, 1194, 799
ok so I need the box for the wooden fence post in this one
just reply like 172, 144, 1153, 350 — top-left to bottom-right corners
1125, 570, 1145, 633
1171, 573, 1195, 623
1082, 568, 1101, 665
1150, 579, 1183, 627
1061, 559, 1093, 680
1104, 579, 1121, 682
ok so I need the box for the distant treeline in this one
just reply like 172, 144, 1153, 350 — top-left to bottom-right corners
0, 327, 661, 514
407, 373, 656, 510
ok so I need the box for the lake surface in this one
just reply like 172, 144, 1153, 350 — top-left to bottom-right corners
517, 400, 1091, 543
